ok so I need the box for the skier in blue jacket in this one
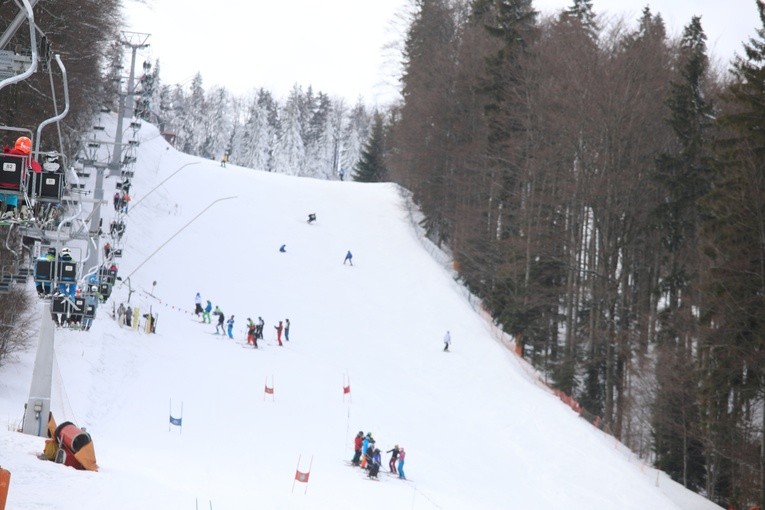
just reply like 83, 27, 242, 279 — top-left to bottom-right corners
202, 300, 212, 323
226, 315, 235, 339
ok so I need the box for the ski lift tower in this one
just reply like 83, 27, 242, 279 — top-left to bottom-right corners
109, 31, 150, 177
84, 31, 149, 274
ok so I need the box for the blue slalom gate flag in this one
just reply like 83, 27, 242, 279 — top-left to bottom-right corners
169, 398, 183, 433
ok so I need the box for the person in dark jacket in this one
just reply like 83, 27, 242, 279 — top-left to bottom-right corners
351, 431, 364, 466
214, 306, 225, 334
387, 445, 400, 474
257, 316, 265, 339
368, 449, 382, 479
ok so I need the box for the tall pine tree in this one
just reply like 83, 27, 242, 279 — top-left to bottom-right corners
651, 15, 713, 492
701, 1, 765, 504
352, 111, 387, 182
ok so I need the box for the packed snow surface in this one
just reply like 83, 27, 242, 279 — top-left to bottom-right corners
0, 115, 722, 509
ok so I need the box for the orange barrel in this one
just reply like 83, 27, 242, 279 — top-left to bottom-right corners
0, 467, 10, 510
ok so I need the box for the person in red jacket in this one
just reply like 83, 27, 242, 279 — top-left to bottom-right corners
1, 136, 40, 217
274, 320, 284, 346
351, 431, 364, 466
5, 136, 41, 172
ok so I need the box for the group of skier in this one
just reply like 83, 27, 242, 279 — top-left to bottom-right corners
194, 292, 290, 347
351, 431, 406, 481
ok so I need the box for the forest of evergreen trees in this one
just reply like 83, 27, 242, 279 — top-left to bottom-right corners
135, 70, 375, 179
2, 0, 765, 506
377, 0, 765, 507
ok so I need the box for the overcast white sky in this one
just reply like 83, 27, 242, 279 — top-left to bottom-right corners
124, 0, 759, 105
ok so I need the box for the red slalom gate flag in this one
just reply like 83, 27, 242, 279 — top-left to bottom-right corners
295, 470, 310, 483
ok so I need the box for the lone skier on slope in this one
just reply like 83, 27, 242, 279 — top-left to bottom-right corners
343, 250, 353, 266
443, 330, 451, 352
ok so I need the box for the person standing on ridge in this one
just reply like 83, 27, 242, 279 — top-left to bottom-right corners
443, 330, 451, 352
284, 318, 290, 341
274, 320, 284, 346
343, 250, 353, 266
226, 315, 235, 339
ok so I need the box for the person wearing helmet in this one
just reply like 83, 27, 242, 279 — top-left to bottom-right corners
57, 247, 77, 299
361, 432, 374, 469
351, 431, 364, 466
5, 136, 42, 172
1, 136, 41, 218
368, 448, 382, 479
82, 286, 100, 331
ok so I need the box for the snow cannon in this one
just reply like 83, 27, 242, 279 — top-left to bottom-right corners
52, 421, 98, 471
